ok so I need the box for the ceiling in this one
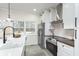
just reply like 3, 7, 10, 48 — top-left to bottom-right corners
0, 3, 59, 15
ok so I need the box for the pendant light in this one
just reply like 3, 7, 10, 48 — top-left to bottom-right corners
7, 3, 11, 21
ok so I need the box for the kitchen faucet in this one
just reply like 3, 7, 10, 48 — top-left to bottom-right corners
3, 26, 14, 44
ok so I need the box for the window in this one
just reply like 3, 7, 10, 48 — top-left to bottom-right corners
13, 21, 35, 33
13, 21, 24, 32
0, 21, 3, 29
25, 21, 35, 32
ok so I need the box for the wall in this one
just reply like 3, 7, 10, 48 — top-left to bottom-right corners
0, 9, 41, 45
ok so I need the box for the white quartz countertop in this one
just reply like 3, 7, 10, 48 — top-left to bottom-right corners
0, 35, 25, 56
0, 46, 23, 56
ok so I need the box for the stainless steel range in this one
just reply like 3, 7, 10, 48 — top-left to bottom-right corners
46, 38, 57, 56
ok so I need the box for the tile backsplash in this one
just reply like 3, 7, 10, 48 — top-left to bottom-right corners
52, 23, 74, 39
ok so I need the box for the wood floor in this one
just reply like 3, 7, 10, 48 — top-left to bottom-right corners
23, 45, 53, 56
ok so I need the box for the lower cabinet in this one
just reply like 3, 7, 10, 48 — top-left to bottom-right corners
26, 35, 38, 45
57, 41, 74, 56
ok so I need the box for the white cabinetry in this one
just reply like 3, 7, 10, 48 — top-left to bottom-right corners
74, 4, 79, 56
26, 35, 38, 45
57, 41, 74, 56
75, 4, 79, 28
63, 3, 75, 29
75, 28, 79, 55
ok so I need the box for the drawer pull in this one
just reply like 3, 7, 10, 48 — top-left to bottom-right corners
75, 17, 77, 27
75, 30, 77, 39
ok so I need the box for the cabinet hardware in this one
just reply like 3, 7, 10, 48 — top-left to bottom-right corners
75, 17, 77, 27
75, 30, 77, 39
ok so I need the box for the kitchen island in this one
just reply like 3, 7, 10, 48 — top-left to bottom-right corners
0, 35, 26, 56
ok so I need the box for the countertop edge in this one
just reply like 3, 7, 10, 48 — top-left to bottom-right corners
45, 35, 74, 47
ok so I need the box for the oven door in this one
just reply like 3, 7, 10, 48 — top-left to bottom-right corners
46, 40, 57, 56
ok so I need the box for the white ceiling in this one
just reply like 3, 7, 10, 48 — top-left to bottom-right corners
0, 3, 58, 15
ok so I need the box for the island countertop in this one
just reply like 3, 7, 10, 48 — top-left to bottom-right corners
0, 35, 26, 56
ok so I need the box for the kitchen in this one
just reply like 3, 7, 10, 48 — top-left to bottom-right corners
0, 3, 79, 56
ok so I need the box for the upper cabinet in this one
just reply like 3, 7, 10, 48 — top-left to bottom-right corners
63, 3, 75, 29
75, 4, 79, 28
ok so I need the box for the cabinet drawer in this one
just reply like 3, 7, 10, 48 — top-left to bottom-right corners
61, 43, 74, 55
57, 41, 74, 56
62, 52, 72, 56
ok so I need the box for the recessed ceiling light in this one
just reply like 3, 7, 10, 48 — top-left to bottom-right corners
33, 9, 37, 11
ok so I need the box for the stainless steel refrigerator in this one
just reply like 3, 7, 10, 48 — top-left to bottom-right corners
38, 23, 45, 49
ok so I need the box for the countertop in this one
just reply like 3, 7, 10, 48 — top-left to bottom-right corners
0, 35, 26, 56
0, 46, 23, 56
45, 35, 74, 47
46, 38, 57, 46
54, 36, 74, 47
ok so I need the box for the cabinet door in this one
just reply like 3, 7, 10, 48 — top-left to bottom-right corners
75, 28, 79, 56
75, 4, 79, 56
57, 41, 74, 56
57, 42, 63, 56
63, 3, 75, 29
75, 4, 79, 28
62, 52, 71, 56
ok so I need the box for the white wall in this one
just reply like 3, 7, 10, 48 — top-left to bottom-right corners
0, 9, 41, 45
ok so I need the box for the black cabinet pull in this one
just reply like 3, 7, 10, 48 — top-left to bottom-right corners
75, 30, 77, 39
75, 17, 77, 27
